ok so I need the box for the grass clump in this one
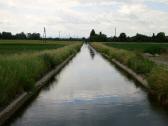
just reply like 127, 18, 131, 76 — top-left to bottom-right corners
0, 43, 81, 106
128, 56, 155, 75
148, 67, 168, 96
92, 43, 154, 75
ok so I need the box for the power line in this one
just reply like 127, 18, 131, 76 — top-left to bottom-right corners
58, 31, 61, 39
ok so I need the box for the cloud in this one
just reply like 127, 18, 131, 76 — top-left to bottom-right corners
0, 0, 168, 37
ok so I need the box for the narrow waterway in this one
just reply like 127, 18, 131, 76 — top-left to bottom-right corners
7, 44, 168, 126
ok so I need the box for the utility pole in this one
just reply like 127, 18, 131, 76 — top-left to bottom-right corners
43, 27, 46, 43
59, 31, 61, 39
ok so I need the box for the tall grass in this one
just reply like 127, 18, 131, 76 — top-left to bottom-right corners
148, 67, 168, 97
92, 43, 168, 101
92, 43, 155, 75
0, 43, 81, 106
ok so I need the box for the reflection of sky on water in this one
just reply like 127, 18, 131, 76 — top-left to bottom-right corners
8, 44, 168, 126
39, 44, 144, 103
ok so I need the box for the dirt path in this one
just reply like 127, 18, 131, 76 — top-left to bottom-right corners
144, 53, 168, 66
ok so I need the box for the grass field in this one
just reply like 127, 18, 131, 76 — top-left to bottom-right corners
0, 40, 81, 107
105, 42, 168, 54
0, 40, 79, 54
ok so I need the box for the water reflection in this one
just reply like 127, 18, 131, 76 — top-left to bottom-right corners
6, 44, 168, 126
88, 44, 95, 59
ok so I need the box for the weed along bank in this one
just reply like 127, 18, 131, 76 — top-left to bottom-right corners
0, 42, 82, 126
92, 43, 168, 106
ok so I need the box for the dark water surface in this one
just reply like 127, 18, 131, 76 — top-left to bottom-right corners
7, 44, 168, 126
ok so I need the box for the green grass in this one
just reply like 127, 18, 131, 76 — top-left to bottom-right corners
148, 66, 168, 97
92, 43, 155, 75
92, 43, 168, 102
105, 43, 168, 54
0, 41, 81, 107
0, 40, 80, 55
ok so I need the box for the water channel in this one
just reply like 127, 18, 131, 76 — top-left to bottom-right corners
6, 44, 168, 126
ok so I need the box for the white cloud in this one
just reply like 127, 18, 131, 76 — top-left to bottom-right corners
0, 0, 168, 37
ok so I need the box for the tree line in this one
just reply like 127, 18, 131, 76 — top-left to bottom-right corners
0, 32, 41, 40
0, 31, 83, 41
89, 29, 168, 42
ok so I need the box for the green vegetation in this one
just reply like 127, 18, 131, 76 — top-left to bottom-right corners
92, 43, 155, 75
0, 40, 79, 55
0, 43, 66, 54
89, 29, 168, 42
148, 67, 168, 98
92, 43, 168, 102
105, 43, 168, 54
127, 57, 155, 75
0, 42, 81, 107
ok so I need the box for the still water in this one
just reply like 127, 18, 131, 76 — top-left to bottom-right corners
7, 44, 168, 126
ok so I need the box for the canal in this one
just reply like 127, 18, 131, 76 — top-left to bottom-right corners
6, 44, 168, 126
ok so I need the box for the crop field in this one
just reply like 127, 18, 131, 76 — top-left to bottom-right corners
105, 42, 168, 54
0, 40, 79, 55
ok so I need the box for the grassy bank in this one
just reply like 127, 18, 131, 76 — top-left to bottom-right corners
92, 43, 168, 104
0, 43, 81, 107
105, 42, 168, 54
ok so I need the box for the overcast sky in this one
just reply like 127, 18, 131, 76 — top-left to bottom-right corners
0, 0, 168, 37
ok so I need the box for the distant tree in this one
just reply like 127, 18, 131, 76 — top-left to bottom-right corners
27, 33, 41, 40
119, 33, 127, 41
82, 37, 86, 42
156, 32, 166, 42
0, 32, 2, 39
152, 33, 155, 38
152, 33, 155, 41
89, 30, 108, 42
98, 32, 107, 42
132, 33, 150, 42
15, 32, 27, 39
1, 32, 13, 39
89, 29, 97, 42
90, 29, 96, 37
157, 32, 165, 38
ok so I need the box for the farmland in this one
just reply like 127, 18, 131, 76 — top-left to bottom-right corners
0, 40, 79, 55
105, 42, 168, 54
